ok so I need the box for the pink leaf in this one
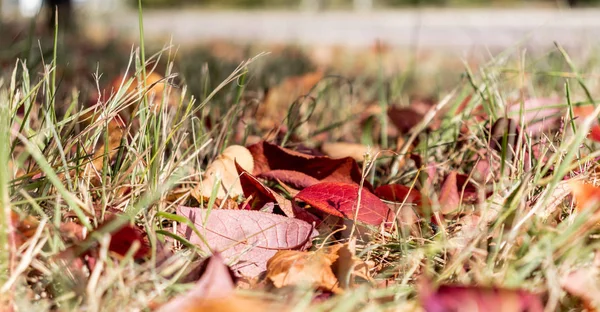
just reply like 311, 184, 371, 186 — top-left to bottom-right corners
176, 207, 318, 277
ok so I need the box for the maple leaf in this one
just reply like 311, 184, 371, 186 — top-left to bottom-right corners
176, 207, 318, 277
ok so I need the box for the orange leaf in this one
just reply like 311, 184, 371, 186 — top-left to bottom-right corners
266, 250, 342, 294
569, 181, 600, 212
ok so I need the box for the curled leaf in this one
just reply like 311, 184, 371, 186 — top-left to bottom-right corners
195, 145, 254, 200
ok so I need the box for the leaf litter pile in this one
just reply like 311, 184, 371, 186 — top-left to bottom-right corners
5, 29, 600, 311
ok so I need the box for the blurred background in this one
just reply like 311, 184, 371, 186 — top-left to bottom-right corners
1, 0, 600, 117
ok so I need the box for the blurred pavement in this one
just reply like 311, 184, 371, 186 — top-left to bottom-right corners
112, 9, 600, 50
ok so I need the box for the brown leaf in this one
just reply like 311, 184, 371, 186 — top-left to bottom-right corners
321, 142, 379, 162
330, 239, 373, 289
176, 206, 318, 277
248, 141, 372, 191
265, 240, 371, 293
266, 249, 342, 293
387, 107, 424, 134
259, 71, 324, 130
375, 184, 422, 206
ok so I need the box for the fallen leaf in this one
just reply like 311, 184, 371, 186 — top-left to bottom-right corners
158, 253, 281, 312
489, 118, 520, 162
265, 240, 371, 293
248, 141, 372, 190
419, 281, 543, 312
110, 71, 179, 115
569, 181, 600, 213
508, 97, 561, 135
330, 239, 373, 289
561, 266, 600, 311
294, 182, 392, 226
106, 224, 150, 260
176, 206, 318, 277
439, 171, 460, 215
259, 71, 324, 130
387, 106, 425, 134
590, 125, 600, 142
266, 249, 342, 293
235, 162, 294, 217
321, 142, 379, 162
195, 145, 254, 200
259, 170, 321, 190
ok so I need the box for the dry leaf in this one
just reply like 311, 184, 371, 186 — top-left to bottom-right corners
266, 240, 371, 293
195, 145, 254, 200
330, 239, 373, 289
266, 249, 342, 293
110, 71, 179, 115
321, 142, 379, 162
236, 162, 294, 217
259, 71, 324, 129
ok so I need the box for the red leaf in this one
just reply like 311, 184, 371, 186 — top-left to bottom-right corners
589, 124, 600, 142
439, 171, 460, 215
374, 184, 422, 205
294, 182, 392, 226
387, 107, 424, 134
176, 207, 318, 277
421, 284, 543, 312
235, 162, 294, 217
107, 224, 150, 260
259, 169, 320, 189
247, 141, 372, 191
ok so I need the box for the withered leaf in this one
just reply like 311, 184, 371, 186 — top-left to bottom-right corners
195, 145, 254, 200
